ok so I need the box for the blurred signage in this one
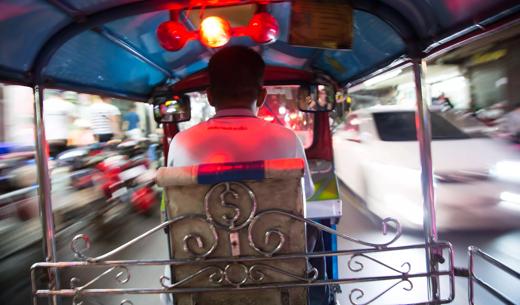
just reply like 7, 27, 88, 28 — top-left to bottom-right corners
470, 49, 507, 66
289, 0, 353, 50
266, 86, 295, 99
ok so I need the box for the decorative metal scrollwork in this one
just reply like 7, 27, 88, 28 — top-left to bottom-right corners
69, 186, 402, 263
70, 214, 218, 262
72, 296, 134, 305
349, 279, 413, 305
224, 263, 250, 287
160, 263, 317, 289
71, 234, 91, 261
160, 266, 225, 289
178, 217, 219, 259
70, 266, 130, 290
249, 264, 319, 283
248, 210, 403, 257
348, 253, 411, 275
33, 242, 455, 305
32, 174, 458, 305
248, 227, 286, 257
204, 182, 257, 231
70, 265, 130, 305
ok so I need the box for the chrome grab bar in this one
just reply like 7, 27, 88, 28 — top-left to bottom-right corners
468, 246, 520, 305
31, 207, 457, 305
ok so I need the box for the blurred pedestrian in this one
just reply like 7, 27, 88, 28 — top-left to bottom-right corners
43, 91, 76, 157
122, 104, 142, 139
438, 92, 454, 110
88, 96, 121, 142
67, 119, 96, 147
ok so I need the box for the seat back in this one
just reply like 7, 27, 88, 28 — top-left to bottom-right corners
156, 159, 308, 305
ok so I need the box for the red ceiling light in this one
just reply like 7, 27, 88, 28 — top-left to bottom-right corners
248, 12, 279, 44
157, 9, 280, 51
156, 21, 193, 51
199, 16, 232, 48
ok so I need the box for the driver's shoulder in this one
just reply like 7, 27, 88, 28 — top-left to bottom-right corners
259, 121, 300, 143
170, 121, 208, 142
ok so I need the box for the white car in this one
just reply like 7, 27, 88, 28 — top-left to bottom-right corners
333, 106, 520, 230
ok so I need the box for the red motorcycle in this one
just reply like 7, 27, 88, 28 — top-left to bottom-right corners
97, 154, 156, 217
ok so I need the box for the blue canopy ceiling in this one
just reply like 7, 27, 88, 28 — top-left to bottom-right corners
0, 0, 518, 101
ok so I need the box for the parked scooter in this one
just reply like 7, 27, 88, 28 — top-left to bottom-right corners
56, 139, 158, 227
108, 139, 157, 215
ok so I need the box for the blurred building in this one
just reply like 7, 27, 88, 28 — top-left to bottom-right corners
435, 25, 520, 111
349, 24, 520, 113
0, 85, 35, 146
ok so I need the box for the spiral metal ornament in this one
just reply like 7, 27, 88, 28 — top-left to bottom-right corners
248, 264, 318, 283
349, 279, 413, 305
347, 253, 411, 275
160, 266, 225, 289
71, 234, 91, 261
204, 182, 257, 231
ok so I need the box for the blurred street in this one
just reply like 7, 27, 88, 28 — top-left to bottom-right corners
336, 183, 520, 305
0, 204, 167, 305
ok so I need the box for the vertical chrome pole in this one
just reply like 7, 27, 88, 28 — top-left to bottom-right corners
33, 85, 59, 305
412, 59, 440, 301
468, 246, 475, 305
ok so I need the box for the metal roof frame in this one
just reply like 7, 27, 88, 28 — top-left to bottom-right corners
0, 0, 517, 100
29, 0, 421, 100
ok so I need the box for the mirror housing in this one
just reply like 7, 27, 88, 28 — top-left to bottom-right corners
297, 84, 336, 112
153, 94, 191, 123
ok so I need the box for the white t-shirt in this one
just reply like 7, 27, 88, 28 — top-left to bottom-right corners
88, 102, 121, 135
167, 108, 314, 198
43, 97, 76, 141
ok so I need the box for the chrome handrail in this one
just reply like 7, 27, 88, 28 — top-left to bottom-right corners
32, 243, 455, 305
468, 246, 520, 305
31, 204, 456, 305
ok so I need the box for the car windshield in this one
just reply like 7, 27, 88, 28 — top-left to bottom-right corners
258, 86, 314, 148
178, 86, 314, 148
373, 111, 470, 141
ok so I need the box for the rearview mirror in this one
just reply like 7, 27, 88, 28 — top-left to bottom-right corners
298, 84, 336, 112
153, 94, 191, 123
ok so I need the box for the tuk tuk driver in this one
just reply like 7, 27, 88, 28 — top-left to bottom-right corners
167, 45, 314, 198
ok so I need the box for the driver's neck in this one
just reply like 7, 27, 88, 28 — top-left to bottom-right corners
214, 107, 257, 118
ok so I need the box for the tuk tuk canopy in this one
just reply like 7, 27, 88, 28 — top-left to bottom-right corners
0, 0, 518, 101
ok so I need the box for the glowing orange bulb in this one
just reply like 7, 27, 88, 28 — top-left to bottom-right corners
199, 16, 231, 48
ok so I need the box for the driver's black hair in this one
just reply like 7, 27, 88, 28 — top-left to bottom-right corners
208, 46, 265, 105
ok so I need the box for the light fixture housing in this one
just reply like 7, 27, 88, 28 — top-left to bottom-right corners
157, 11, 280, 51
156, 21, 192, 51
248, 12, 279, 44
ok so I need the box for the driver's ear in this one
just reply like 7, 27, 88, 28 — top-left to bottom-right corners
206, 88, 215, 107
256, 87, 267, 108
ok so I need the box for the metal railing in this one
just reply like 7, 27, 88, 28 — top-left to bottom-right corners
31, 204, 456, 305
468, 246, 520, 305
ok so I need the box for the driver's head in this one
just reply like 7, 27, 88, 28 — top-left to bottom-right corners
207, 46, 267, 111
